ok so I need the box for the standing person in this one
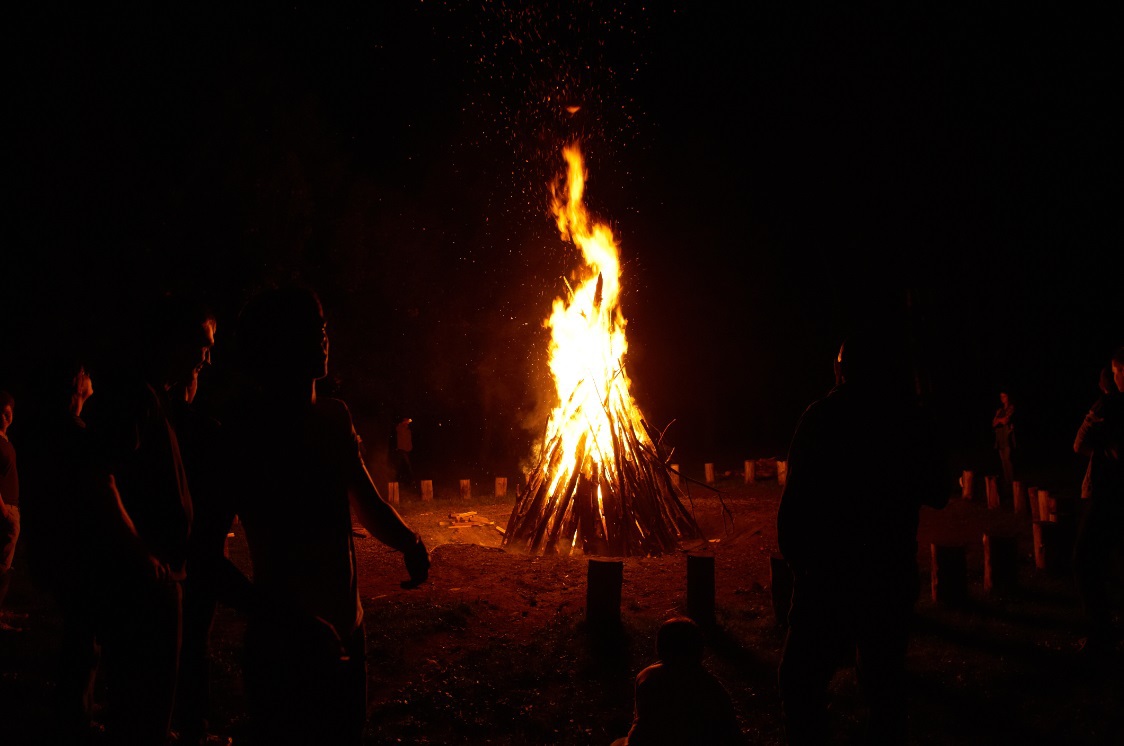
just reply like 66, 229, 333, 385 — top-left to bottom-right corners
612, 616, 745, 746
18, 357, 103, 740
392, 415, 416, 490
83, 293, 216, 746
776, 321, 949, 745
167, 315, 234, 746
1072, 347, 1124, 658
991, 390, 1017, 500
201, 285, 429, 746
0, 390, 23, 634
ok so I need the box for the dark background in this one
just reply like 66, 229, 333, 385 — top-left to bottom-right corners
5, 3, 1120, 486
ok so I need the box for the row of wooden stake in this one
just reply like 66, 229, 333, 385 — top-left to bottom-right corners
383, 477, 511, 506
960, 470, 1064, 522
384, 457, 792, 507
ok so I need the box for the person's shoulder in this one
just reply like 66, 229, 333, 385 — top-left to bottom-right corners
315, 397, 357, 430
634, 661, 665, 684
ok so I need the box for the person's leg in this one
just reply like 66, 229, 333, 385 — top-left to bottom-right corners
100, 579, 183, 746
779, 601, 849, 746
0, 506, 20, 626
856, 609, 911, 745
1073, 502, 1113, 648
53, 581, 102, 737
175, 579, 219, 741
245, 617, 367, 746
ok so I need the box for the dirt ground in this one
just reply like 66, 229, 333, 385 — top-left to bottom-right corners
2, 470, 1122, 745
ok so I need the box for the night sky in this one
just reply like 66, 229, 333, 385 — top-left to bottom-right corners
6, 3, 1120, 486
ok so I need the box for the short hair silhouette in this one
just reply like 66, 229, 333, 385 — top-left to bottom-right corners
236, 285, 324, 376
656, 616, 705, 663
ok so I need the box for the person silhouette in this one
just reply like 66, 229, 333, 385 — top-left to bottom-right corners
613, 615, 744, 746
776, 320, 949, 745
991, 390, 1017, 500
0, 390, 23, 634
198, 285, 429, 746
391, 415, 417, 489
1072, 347, 1124, 657
18, 356, 103, 740
165, 312, 234, 746
82, 292, 216, 746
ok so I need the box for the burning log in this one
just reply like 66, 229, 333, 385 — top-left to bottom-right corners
502, 142, 703, 556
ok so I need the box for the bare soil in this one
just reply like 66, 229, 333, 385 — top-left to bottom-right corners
2, 472, 1122, 745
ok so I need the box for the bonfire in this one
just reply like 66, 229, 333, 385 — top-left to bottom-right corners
502, 143, 703, 556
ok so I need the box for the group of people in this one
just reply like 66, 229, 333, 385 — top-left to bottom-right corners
773, 333, 1124, 745
1, 288, 1120, 746
0, 285, 430, 746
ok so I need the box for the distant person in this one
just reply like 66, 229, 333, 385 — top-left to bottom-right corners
1071, 347, 1124, 658
776, 321, 949, 745
0, 390, 23, 633
991, 390, 1017, 500
391, 414, 416, 489
18, 356, 103, 739
83, 292, 216, 746
200, 285, 430, 746
612, 616, 744, 746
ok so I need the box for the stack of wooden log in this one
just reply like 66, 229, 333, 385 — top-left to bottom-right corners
502, 402, 702, 556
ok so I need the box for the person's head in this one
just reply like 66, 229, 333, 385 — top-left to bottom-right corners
138, 293, 216, 390
655, 616, 705, 665
0, 391, 13, 435
1098, 366, 1114, 396
833, 317, 912, 393
237, 285, 329, 385
34, 356, 94, 417
1112, 347, 1124, 394
999, 391, 1010, 407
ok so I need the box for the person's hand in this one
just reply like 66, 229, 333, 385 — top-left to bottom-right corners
143, 555, 186, 584
401, 534, 430, 589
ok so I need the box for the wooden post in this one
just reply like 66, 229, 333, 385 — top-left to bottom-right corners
686, 553, 716, 626
386, 481, 400, 507
1012, 480, 1027, 514
495, 476, 508, 499
670, 464, 680, 489
983, 532, 1018, 594
985, 475, 1000, 510
704, 463, 716, 485
777, 460, 788, 487
586, 558, 623, 631
744, 460, 756, 484
460, 479, 472, 500
930, 543, 968, 606
770, 554, 793, 628
1033, 521, 1059, 571
420, 480, 433, 502
961, 470, 974, 500
1037, 489, 1051, 522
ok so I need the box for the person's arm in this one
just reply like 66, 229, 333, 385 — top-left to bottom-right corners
349, 461, 429, 587
85, 381, 180, 582
333, 401, 429, 586
94, 471, 181, 581
1074, 399, 1105, 456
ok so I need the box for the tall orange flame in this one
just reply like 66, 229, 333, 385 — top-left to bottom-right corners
502, 142, 701, 556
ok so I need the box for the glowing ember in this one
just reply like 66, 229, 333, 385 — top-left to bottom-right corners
503, 143, 702, 556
